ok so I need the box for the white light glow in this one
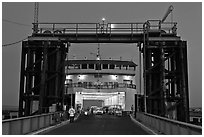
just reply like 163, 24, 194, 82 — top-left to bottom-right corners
78, 75, 86, 80
102, 17, 106, 21
66, 75, 72, 79
124, 75, 131, 80
111, 75, 118, 80
82, 92, 119, 95
81, 92, 125, 101
110, 24, 115, 28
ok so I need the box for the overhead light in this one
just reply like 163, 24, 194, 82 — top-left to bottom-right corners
111, 75, 118, 80
78, 75, 86, 80
124, 75, 131, 80
66, 75, 72, 79
110, 24, 115, 28
102, 17, 106, 21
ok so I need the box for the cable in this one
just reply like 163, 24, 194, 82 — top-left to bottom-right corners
2, 19, 32, 27
2, 37, 28, 47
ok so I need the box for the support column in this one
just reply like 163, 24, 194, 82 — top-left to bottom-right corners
39, 41, 48, 114
18, 42, 26, 117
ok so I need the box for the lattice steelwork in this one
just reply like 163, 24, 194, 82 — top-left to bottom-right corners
19, 41, 68, 116
142, 20, 189, 122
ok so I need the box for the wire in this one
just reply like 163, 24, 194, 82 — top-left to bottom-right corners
2, 37, 28, 47
2, 19, 32, 27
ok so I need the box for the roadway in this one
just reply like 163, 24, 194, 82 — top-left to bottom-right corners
44, 114, 150, 135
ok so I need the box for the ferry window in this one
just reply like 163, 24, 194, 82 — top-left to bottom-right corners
114, 82, 119, 87
89, 64, 94, 69
193, 118, 199, 123
102, 64, 108, 69
109, 64, 115, 69
83, 82, 88, 87
116, 64, 121, 69
78, 82, 82, 87
74, 64, 80, 69
94, 74, 102, 78
82, 64, 87, 69
96, 64, 101, 70
123, 80, 132, 84
129, 65, 135, 70
68, 64, 75, 69
122, 65, 128, 70
109, 82, 113, 86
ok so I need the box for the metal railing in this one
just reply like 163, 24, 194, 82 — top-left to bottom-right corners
2, 112, 65, 135
32, 21, 177, 35
135, 112, 202, 135
65, 83, 136, 89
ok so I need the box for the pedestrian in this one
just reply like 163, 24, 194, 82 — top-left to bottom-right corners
131, 105, 134, 114
69, 106, 75, 123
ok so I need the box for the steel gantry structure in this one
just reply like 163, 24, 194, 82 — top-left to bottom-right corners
18, 19, 189, 122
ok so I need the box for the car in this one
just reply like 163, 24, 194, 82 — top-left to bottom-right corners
102, 106, 109, 114
115, 109, 122, 116
90, 106, 98, 114
108, 108, 115, 115
84, 110, 90, 116
95, 108, 103, 115
83, 108, 91, 116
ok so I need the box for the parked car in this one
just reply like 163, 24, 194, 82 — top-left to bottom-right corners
95, 108, 103, 115
83, 109, 91, 116
115, 109, 122, 116
108, 108, 115, 115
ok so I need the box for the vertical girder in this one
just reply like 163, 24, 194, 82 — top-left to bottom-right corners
19, 41, 67, 116
143, 40, 189, 122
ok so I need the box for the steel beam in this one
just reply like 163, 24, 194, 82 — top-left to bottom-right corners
28, 34, 180, 43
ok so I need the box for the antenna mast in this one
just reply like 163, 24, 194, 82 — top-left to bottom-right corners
34, 2, 39, 33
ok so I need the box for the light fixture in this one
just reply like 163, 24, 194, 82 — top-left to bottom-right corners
78, 75, 86, 80
102, 17, 106, 21
124, 75, 131, 80
111, 75, 118, 80
110, 24, 115, 28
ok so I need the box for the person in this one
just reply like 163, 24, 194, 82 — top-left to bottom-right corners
68, 106, 75, 123
131, 105, 134, 114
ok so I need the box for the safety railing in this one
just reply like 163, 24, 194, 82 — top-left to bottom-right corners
32, 21, 177, 36
65, 83, 136, 89
135, 112, 202, 135
32, 22, 145, 35
144, 20, 177, 34
2, 112, 66, 135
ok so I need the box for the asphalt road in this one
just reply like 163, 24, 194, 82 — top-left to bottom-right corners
45, 114, 150, 135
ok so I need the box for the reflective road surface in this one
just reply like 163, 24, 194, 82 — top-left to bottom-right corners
45, 114, 150, 135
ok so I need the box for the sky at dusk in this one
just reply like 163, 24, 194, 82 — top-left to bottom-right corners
2, 2, 202, 108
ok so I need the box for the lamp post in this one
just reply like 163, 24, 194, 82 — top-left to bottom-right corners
101, 17, 106, 33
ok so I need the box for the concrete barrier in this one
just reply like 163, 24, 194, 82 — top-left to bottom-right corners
2, 112, 63, 135
136, 112, 202, 135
